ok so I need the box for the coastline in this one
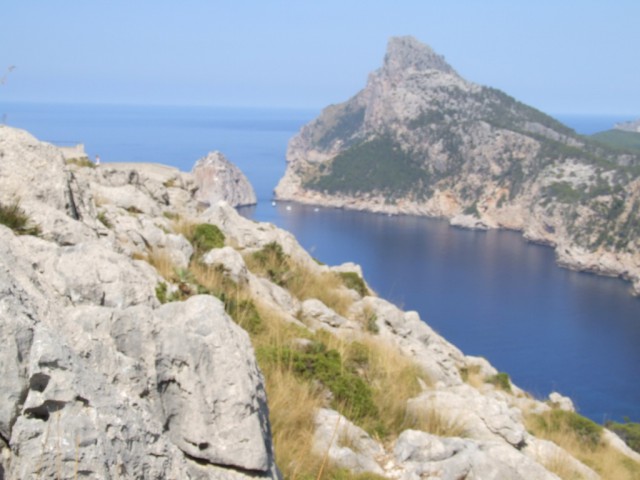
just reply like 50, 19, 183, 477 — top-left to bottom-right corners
274, 189, 640, 297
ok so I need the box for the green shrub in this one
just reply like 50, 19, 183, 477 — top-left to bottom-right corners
155, 281, 186, 304
258, 342, 377, 423
535, 410, 603, 448
338, 271, 369, 297
366, 314, 379, 334
155, 282, 169, 304
251, 242, 291, 286
223, 296, 264, 334
486, 372, 512, 392
191, 223, 225, 253
163, 211, 180, 220
0, 201, 40, 236
606, 419, 640, 453
463, 202, 480, 217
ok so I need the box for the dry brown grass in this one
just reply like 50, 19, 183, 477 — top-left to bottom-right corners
189, 260, 236, 295
261, 365, 326, 479
459, 364, 485, 389
170, 216, 196, 240
288, 270, 354, 318
413, 408, 468, 438
526, 412, 640, 480
136, 248, 176, 280
542, 452, 587, 480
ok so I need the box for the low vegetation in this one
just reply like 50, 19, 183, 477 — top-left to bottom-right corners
0, 200, 41, 236
245, 241, 355, 316
606, 418, 640, 453
305, 136, 430, 199
591, 130, 640, 154
526, 410, 640, 480
486, 372, 512, 393
190, 223, 225, 254
65, 157, 95, 168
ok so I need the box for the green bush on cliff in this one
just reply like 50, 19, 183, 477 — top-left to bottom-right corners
606, 418, 640, 453
258, 342, 377, 423
533, 410, 603, 448
250, 241, 291, 286
191, 223, 225, 253
338, 271, 369, 297
486, 372, 512, 392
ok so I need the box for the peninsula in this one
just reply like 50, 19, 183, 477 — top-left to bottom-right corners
276, 36, 640, 295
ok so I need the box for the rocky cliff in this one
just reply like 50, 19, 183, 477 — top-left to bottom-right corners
1, 125, 639, 479
275, 36, 640, 295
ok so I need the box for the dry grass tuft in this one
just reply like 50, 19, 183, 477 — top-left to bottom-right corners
288, 270, 354, 317
413, 408, 468, 438
526, 411, 640, 480
144, 249, 177, 280
171, 217, 196, 240
459, 364, 484, 389
260, 366, 326, 479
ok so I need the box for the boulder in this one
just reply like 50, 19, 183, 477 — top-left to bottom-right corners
153, 296, 276, 473
394, 430, 558, 480
193, 151, 256, 207
407, 385, 527, 447
313, 409, 384, 475
203, 246, 251, 284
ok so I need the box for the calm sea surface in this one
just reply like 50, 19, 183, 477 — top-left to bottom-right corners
3, 102, 639, 423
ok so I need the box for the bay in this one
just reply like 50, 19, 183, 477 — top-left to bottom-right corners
3, 101, 639, 422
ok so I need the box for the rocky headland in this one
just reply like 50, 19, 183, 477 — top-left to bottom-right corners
275, 36, 640, 296
1, 125, 639, 479
615, 119, 640, 134
192, 151, 257, 208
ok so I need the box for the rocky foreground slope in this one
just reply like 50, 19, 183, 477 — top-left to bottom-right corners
276, 36, 640, 295
1, 125, 639, 479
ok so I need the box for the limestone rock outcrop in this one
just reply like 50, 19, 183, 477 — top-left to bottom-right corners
0, 126, 279, 479
193, 151, 257, 207
275, 36, 640, 295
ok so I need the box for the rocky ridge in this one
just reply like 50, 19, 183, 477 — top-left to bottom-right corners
1, 125, 638, 479
275, 36, 640, 295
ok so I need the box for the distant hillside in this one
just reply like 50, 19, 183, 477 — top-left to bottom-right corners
276, 36, 640, 295
591, 129, 640, 154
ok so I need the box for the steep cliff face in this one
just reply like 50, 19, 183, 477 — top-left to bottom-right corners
276, 36, 640, 294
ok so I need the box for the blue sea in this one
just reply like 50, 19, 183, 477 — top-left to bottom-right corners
3, 101, 640, 423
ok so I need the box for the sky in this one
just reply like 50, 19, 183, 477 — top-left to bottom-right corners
1, 1, 638, 115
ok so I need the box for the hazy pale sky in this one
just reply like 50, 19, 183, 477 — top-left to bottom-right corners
1, 1, 638, 114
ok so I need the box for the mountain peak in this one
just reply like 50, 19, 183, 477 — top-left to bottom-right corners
383, 36, 457, 76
